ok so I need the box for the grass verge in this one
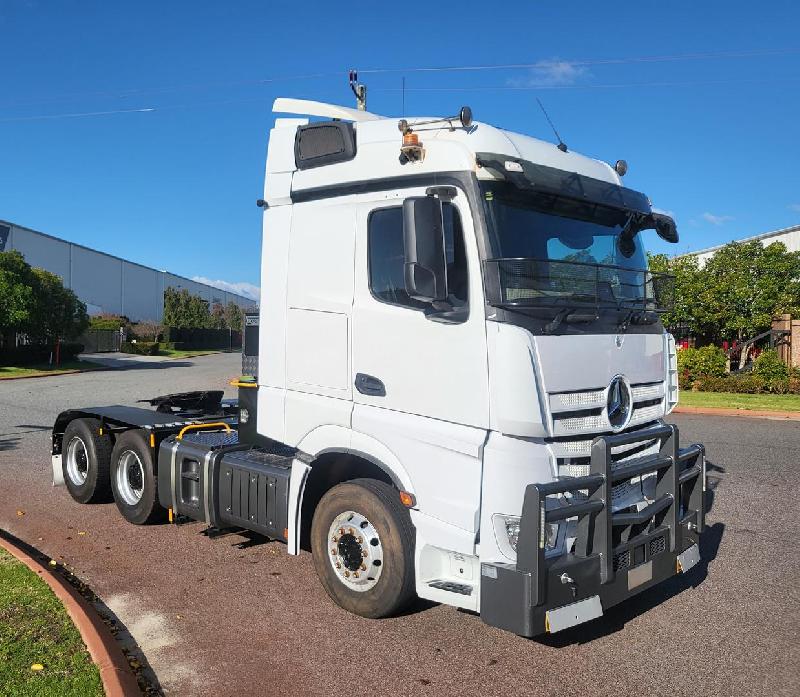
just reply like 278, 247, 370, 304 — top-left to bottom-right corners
679, 391, 800, 412
0, 360, 103, 380
0, 549, 103, 697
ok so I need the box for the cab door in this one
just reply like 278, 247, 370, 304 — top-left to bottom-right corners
350, 186, 489, 532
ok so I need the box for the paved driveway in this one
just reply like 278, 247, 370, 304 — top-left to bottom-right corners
1, 354, 798, 696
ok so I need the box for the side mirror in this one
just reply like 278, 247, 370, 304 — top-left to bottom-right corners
403, 196, 448, 302
652, 213, 679, 243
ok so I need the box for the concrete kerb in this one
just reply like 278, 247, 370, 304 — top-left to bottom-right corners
0, 531, 141, 697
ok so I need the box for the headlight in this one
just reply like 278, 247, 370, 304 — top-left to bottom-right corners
503, 515, 559, 552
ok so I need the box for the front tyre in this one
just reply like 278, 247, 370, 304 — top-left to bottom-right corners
109, 430, 165, 525
310, 478, 415, 619
62, 418, 112, 503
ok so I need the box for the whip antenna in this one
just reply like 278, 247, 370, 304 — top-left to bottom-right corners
536, 98, 568, 152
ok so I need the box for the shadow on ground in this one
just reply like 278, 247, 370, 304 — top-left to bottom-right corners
88, 360, 196, 371
0, 435, 21, 452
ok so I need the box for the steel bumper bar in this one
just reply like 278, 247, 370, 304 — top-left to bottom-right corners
480, 424, 706, 637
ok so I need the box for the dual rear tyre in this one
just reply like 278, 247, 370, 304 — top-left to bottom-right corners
62, 420, 164, 524
109, 430, 165, 525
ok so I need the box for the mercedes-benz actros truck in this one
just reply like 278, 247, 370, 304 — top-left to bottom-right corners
50, 97, 706, 637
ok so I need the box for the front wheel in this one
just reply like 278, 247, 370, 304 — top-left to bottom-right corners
310, 478, 416, 619
110, 430, 165, 525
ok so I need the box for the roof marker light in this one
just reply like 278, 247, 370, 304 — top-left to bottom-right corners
615, 160, 628, 176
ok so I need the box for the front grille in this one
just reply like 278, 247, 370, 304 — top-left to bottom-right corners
613, 550, 631, 571
549, 381, 666, 437
649, 535, 666, 557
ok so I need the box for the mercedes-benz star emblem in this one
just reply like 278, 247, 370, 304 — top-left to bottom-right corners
606, 375, 632, 431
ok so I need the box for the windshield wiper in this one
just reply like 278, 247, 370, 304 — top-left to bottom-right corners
544, 307, 597, 334
617, 307, 659, 332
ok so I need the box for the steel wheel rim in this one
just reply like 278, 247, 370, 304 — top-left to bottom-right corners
65, 436, 89, 486
327, 510, 383, 592
116, 450, 144, 505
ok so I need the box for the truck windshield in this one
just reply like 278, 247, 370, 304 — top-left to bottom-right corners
480, 181, 670, 312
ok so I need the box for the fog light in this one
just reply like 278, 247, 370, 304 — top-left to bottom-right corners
504, 516, 559, 552
239, 408, 249, 424
505, 517, 521, 551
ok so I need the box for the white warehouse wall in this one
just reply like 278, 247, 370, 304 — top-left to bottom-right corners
0, 219, 256, 322
685, 224, 800, 267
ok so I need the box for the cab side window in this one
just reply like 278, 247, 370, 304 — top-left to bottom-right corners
368, 203, 467, 310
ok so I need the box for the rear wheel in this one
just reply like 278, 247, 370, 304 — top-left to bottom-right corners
310, 478, 416, 619
110, 430, 165, 525
62, 418, 112, 503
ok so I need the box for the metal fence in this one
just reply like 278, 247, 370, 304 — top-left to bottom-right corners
79, 330, 123, 353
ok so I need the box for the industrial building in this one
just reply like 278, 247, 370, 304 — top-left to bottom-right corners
0, 219, 256, 322
685, 223, 800, 266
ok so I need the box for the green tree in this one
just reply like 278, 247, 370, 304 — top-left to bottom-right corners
648, 252, 710, 337
210, 303, 227, 329
223, 302, 244, 331
0, 251, 37, 346
29, 268, 89, 341
650, 241, 800, 342
701, 241, 800, 341
163, 287, 213, 328
0, 251, 87, 347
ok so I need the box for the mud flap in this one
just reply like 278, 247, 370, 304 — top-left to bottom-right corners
52, 454, 64, 486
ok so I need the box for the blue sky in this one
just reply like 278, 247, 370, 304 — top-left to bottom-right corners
1, 1, 798, 297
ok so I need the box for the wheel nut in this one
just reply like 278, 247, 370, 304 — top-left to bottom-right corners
361, 550, 368, 557
344, 570, 350, 578
353, 572, 359, 578
335, 562, 341, 569
331, 549, 337, 556
360, 564, 366, 571
348, 528, 355, 535
339, 528, 345, 535
331, 536, 338, 543
356, 536, 363, 544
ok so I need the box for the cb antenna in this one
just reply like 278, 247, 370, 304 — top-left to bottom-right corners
536, 98, 567, 152
349, 70, 367, 111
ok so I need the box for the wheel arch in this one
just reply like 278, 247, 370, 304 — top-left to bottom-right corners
294, 428, 417, 553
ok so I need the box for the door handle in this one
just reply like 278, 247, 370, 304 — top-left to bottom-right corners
355, 373, 386, 397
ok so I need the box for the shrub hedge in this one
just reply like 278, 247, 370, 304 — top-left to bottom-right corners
120, 341, 160, 356
677, 345, 727, 386
0, 341, 83, 366
752, 349, 789, 382
692, 373, 800, 395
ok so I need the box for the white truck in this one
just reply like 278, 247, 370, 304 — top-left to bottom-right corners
51, 97, 706, 637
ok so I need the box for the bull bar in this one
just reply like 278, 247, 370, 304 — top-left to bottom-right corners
480, 423, 706, 636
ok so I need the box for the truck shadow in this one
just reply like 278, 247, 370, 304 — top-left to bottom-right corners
101, 360, 195, 371
535, 521, 725, 647
0, 435, 21, 452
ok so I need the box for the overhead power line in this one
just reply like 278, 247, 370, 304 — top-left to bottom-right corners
1, 46, 797, 111
373, 75, 800, 92
0, 107, 156, 123
357, 47, 800, 74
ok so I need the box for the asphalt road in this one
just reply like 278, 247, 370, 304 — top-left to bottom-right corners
1, 354, 798, 697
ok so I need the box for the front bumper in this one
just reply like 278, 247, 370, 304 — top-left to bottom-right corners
480, 423, 705, 637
